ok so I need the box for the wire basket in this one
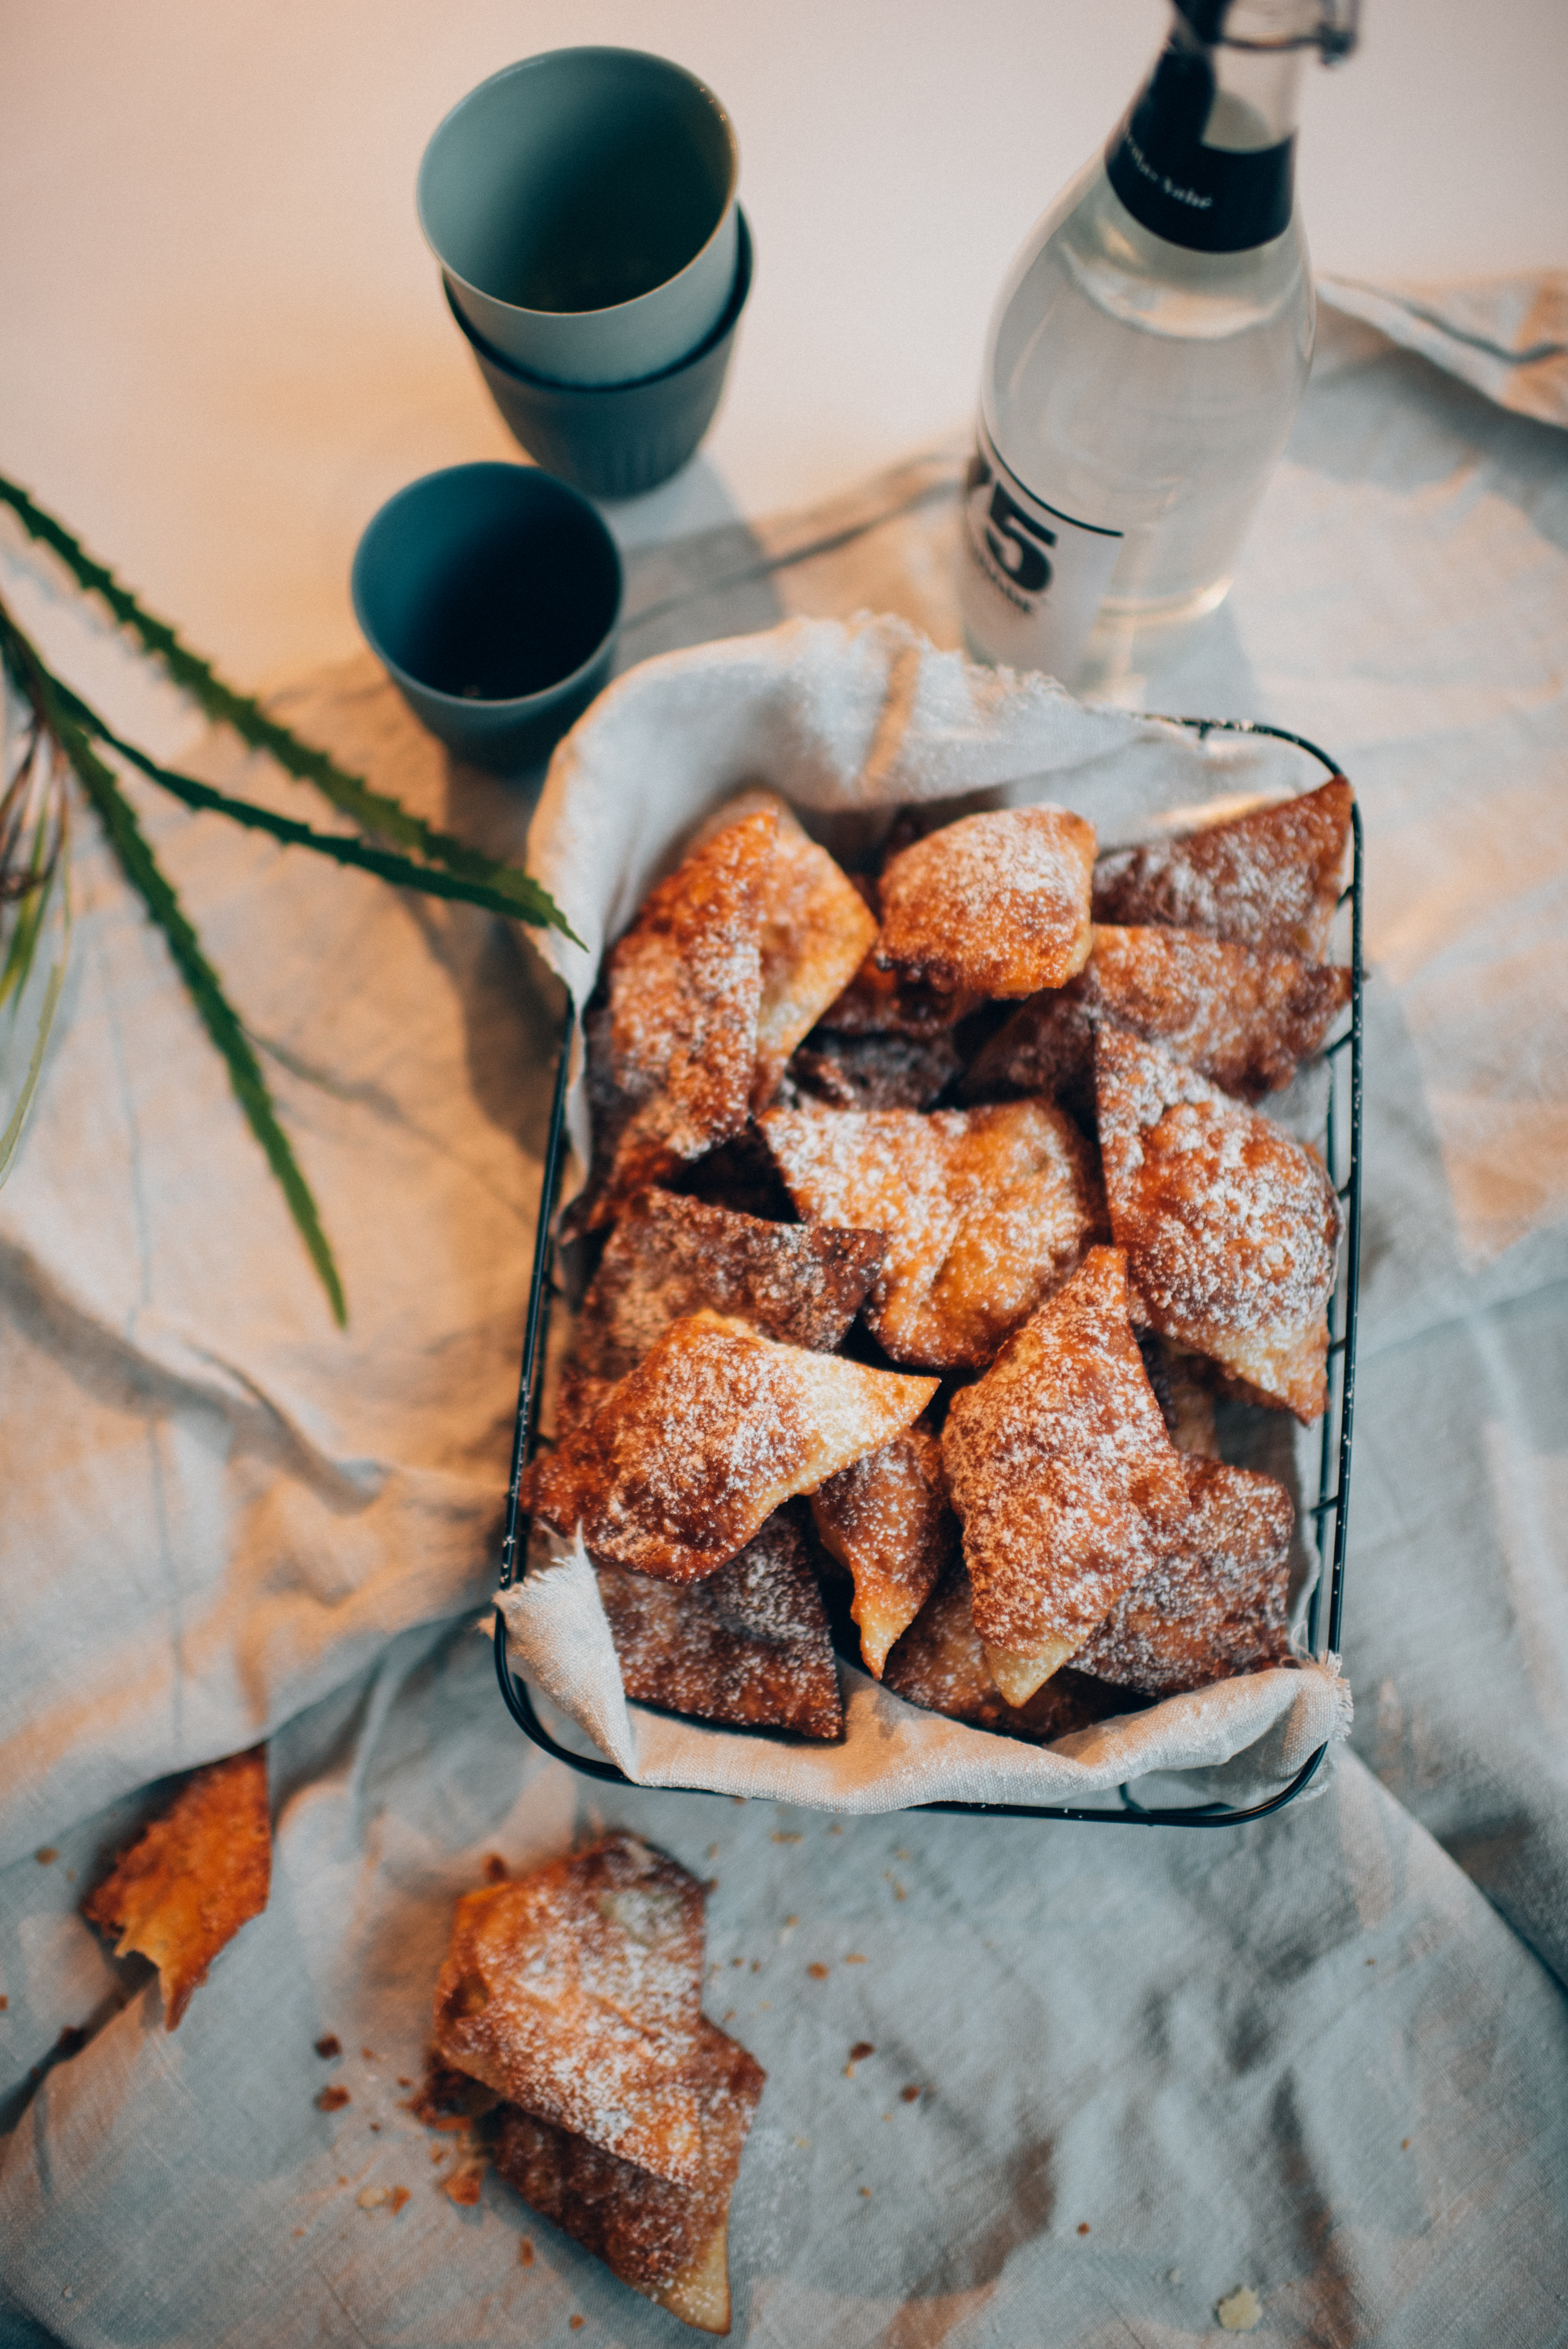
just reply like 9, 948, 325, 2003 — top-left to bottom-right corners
493, 716, 1363, 1827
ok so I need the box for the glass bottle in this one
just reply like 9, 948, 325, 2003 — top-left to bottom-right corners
959, 0, 1358, 688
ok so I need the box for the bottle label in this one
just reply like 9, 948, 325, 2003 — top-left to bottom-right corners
1106, 41, 1294, 253
962, 421, 1123, 683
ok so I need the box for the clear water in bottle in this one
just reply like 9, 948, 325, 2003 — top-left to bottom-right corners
960, 1, 1354, 688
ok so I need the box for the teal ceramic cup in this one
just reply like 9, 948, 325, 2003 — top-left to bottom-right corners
351, 464, 622, 772
418, 48, 739, 387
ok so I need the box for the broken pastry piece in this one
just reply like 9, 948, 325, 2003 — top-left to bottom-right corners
560, 1189, 884, 1432
524, 1310, 938, 1583
81, 1746, 270, 2031
1075, 1458, 1294, 1696
883, 1564, 1143, 1742
598, 1504, 844, 1738
762, 1098, 1104, 1369
875, 805, 1096, 998
489, 2018, 764, 2334
809, 1419, 957, 1678
941, 1246, 1190, 1705
431, 1834, 763, 2334
965, 924, 1352, 1108
1091, 777, 1352, 961
1095, 1027, 1342, 1422
582, 810, 776, 1226
750, 800, 879, 1110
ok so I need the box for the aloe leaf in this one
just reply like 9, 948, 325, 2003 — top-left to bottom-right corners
53, 679, 577, 933
0, 472, 576, 938
44, 690, 347, 1325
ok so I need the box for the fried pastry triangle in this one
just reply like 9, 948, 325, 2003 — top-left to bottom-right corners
966, 925, 1352, 1107
762, 1099, 1104, 1369
809, 1419, 957, 1677
1095, 1027, 1342, 1422
561, 1189, 884, 1433
81, 1747, 270, 2031
1091, 777, 1352, 960
750, 800, 879, 1109
882, 1563, 1140, 1743
584, 811, 776, 1225
598, 1504, 844, 1738
1074, 1457, 1294, 1696
525, 1311, 937, 1583
876, 805, 1096, 998
432, 1834, 708, 2188
488, 2015, 765, 2335
941, 1247, 1190, 1702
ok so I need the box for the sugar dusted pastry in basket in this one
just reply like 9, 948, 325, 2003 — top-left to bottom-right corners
875, 805, 1097, 998
524, 1310, 937, 1583
597, 1502, 845, 1738
430, 1834, 763, 2334
1095, 1027, 1342, 1422
964, 923, 1353, 1109
809, 1418, 957, 1677
941, 1245, 1190, 1705
582, 809, 776, 1226
883, 1563, 1142, 1741
560, 1187, 884, 1431
1073, 1458, 1294, 1697
761, 1098, 1105, 1369
1091, 775, 1352, 960
749, 798, 879, 1109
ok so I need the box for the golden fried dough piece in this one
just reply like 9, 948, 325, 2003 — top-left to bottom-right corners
882, 1565, 1139, 1743
967, 926, 1352, 1107
432, 1834, 708, 2188
1075, 1459, 1294, 1696
789, 1029, 962, 1112
1095, 1028, 1342, 1422
810, 1420, 957, 1678
750, 803, 879, 1110
762, 1100, 1104, 1369
941, 1247, 1190, 1704
1092, 777, 1352, 960
489, 2017, 765, 2335
598, 1505, 845, 1738
81, 1747, 269, 2031
876, 806, 1096, 998
586, 812, 776, 1224
572, 1190, 883, 1380
524, 1312, 938, 1583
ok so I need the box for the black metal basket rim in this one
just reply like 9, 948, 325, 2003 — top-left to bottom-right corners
493, 714, 1363, 1828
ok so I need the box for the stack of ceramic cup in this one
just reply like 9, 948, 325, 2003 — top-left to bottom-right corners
420, 47, 751, 500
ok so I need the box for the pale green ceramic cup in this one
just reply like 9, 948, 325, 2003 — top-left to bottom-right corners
418, 47, 739, 387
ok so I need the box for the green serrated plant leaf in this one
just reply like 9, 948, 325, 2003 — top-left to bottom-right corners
52, 677, 575, 930
0, 471, 577, 940
3, 622, 349, 1325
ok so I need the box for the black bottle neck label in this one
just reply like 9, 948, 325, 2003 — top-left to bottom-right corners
1106, 41, 1294, 252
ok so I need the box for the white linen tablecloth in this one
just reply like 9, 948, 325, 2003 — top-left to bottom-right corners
2, 289, 1566, 2345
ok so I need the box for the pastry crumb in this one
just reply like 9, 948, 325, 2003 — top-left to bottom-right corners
36, 1848, 58, 1865
314, 2035, 341, 2059
772, 1832, 802, 1845
807, 1963, 829, 1980
844, 1952, 867, 1964
316, 2085, 349, 2112
1217, 2285, 1263, 2331
1077, 2221, 1090, 2235
901, 2084, 921, 2103
519, 2239, 534, 2267
850, 2041, 875, 2062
